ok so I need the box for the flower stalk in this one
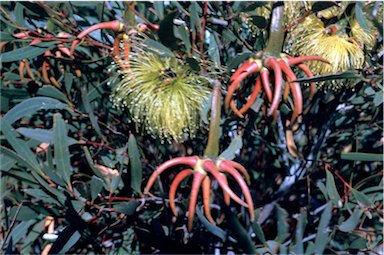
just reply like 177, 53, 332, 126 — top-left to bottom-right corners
204, 80, 221, 159
265, 2, 285, 58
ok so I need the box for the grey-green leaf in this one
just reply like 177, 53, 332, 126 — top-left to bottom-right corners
128, 134, 142, 195
114, 200, 139, 216
1, 41, 59, 63
58, 230, 81, 254
326, 170, 342, 208
81, 87, 106, 141
276, 205, 289, 244
219, 135, 243, 161
90, 176, 104, 201
0, 32, 15, 43
17, 127, 79, 146
3, 97, 69, 124
0, 145, 42, 175
0, 117, 43, 175
295, 208, 307, 254
314, 202, 333, 255
142, 38, 175, 57
341, 152, 383, 162
339, 208, 363, 232
53, 113, 72, 187
289, 71, 362, 84
36, 85, 71, 104
355, 2, 372, 33
352, 189, 374, 207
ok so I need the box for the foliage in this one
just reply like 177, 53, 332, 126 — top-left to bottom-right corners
0, 1, 383, 254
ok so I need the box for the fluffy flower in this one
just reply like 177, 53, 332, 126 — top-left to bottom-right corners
111, 50, 211, 143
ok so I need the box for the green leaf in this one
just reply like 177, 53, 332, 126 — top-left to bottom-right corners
175, 25, 191, 54
65, 72, 74, 96
3, 97, 69, 124
58, 230, 81, 254
250, 16, 267, 29
0, 32, 15, 43
339, 208, 363, 232
208, 31, 220, 64
186, 57, 201, 72
289, 71, 362, 84
201, 93, 212, 124
222, 29, 237, 42
311, 2, 340, 13
352, 189, 374, 207
0, 118, 43, 175
31, 172, 66, 201
53, 113, 72, 187
238, 2, 268, 12
142, 38, 175, 57
20, 2, 49, 17
305, 241, 315, 254
341, 152, 383, 162
15, 3, 27, 28
128, 134, 142, 195
36, 85, 70, 104
81, 87, 106, 141
83, 147, 110, 188
326, 170, 342, 208
90, 176, 104, 201
16, 127, 79, 146
349, 238, 368, 250
0, 156, 16, 171
318, 182, 329, 201
153, 1, 164, 20
314, 203, 333, 255
42, 163, 66, 187
228, 52, 253, 71
252, 219, 266, 244
295, 209, 307, 254
114, 200, 139, 216
355, 2, 371, 33
195, 205, 236, 243
373, 90, 383, 106
20, 219, 45, 254
6, 219, 36, 246
189, 2, 202, 36
219, 135, 243, 161
276, 205, 289, 244
9, 206, 39, 221
1, 41, 59, 63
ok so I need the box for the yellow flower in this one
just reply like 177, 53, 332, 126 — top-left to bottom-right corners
111, 51, 211, 143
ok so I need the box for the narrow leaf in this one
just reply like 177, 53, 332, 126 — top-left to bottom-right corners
355, 2, 371, 33
53, 113, 72, 188
352, 189, 374, 207
36, 85, 70, 104
15, 3, 27, 28
289, 71, 362, 84
295, 208, 307, 255
276, 205, 289, 244
1, 41, 59, 63
17, 127, 78, 146
65, 72, 73, 96
31, 172, 66, 200
81, 87, 106, 141
83, 147, 110, 189
3, 97, 69, 124
0, 32, 15, 43
0, 156, 16, 171
311, 2, 340, 13
318, 182, 329, 201
228, 52, 253, 71
20, 219, 45, 254
153, 1, 164, 20
0, 118, 43, 175
90, 176, 104, 201
341, 152, 383, 162
58, 230, 81, 254
114, 200, 139, 216
326, 170, 342, 208
6, 220, 36, 246
175, 25, 191, 54
339, 208, 363, 232
314, 203, 333, 255
128, 134, 142, 195
219, 135, 243, 160
142, 38, 175, 57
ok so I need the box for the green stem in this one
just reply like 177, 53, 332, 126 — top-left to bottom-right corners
265, 1, 285, 58
204, 80, 221, 158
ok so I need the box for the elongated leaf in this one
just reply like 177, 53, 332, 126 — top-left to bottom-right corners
219, 135, 243, 160
83, 147, 110, 189
295, 208, 307, 254
114, 200, 139, 216
0, 32, 15, 43
42, 163, 66, 187
189, 2, 202, 36
289, 71, 362, 84
53, 113, 72, 187
81, 87, 106, 141
0, 156, 16, 171
238, 1, 268, 12
153, 1, 164, 20
65, 72, 73, 96
326, 170, 342, 208
36, 85, 70, 104
142, 38, 175, 57
90, 176, 104, 201
250, 16, 267, 28
228, 52, 253, 71
276, 205, 289, 244
16, 127, 78, 146
20, 219, 45, 254
175, 25, 191, 54
314, 203, 333, 254
0, 118, 43, 175
318, 182, 329, 201
3, 97, 69, 124
1, 41, 59, 63
252, 220, 266, 244
128, 134, 142, 195
6, 220, 36, 246
311, 2, 340, 13
339, 209, 363, 232
355, 2, 371, 33
9, 206, 39, 221
31, 172, 66, 201
58, 230, 81, 254
352, 189, 374, 207
15, 3, 27, 28
195, 205, 236, 243
341, 152, 383, 162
